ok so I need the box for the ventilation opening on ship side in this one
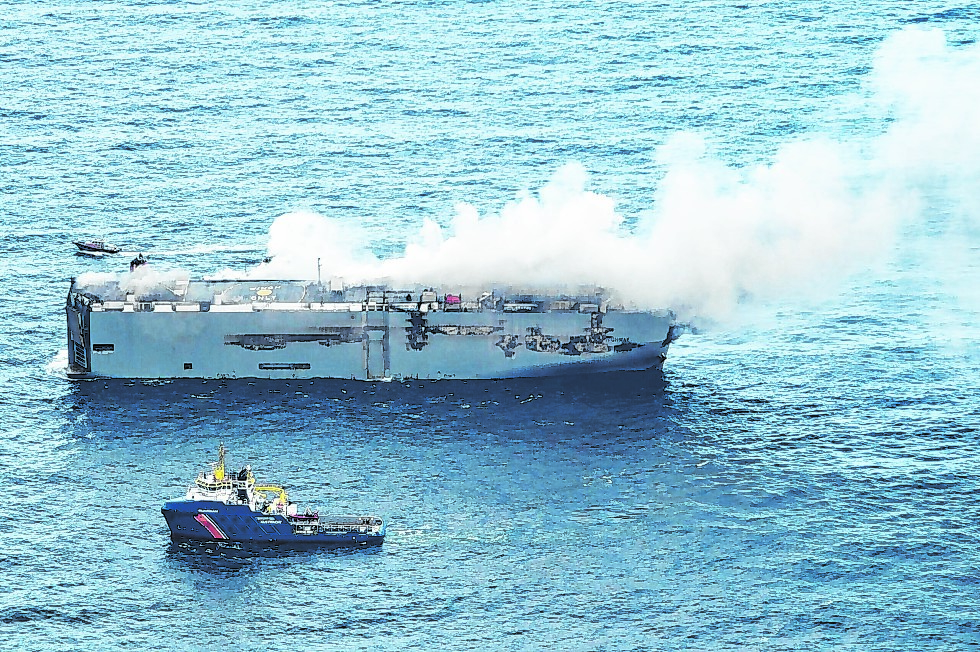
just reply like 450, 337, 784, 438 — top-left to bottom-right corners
258, 363, 311, 370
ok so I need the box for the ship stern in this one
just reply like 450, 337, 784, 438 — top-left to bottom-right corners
66, 279, 93, 379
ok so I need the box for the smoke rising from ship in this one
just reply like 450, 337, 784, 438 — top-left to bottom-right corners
81, 28, 979, 325
253, 148, 903, 324
242, 28, 977, 323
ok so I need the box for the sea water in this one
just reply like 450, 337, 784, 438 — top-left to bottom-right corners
2, 2, 979, 650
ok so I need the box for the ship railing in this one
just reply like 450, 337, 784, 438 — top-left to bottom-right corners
195, 476, 236, 491
86, 293, 598, 315
315, 523, 383, 534
311, 517, 384, 534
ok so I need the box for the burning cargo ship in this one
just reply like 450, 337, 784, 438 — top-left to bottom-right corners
66, 276, 677, 380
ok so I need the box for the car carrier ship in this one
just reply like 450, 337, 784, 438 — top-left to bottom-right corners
66, 276, 678, 380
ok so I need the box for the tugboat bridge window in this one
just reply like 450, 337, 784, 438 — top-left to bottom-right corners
184, 363, 193, 370
93, 344, 114, 353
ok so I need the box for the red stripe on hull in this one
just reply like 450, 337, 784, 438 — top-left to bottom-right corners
194, 513, 228, 539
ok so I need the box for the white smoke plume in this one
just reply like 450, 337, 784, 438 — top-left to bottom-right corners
869, 27, 980, 329
76, 267, 190, 300
245, 27, 979, 324
252, 210, 382, 282
82, 28, 977, 326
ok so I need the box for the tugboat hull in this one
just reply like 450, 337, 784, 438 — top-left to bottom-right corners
162, 500, 386, 545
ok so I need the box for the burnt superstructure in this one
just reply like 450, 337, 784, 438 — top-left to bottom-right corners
66, 277, 677, 380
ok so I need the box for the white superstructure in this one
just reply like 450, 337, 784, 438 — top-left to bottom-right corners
66, 278, 677, 380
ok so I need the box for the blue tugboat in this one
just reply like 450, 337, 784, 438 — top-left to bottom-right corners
161, 445, 386, 545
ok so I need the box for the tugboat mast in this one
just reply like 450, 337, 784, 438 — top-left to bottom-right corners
215, 443, 226, 481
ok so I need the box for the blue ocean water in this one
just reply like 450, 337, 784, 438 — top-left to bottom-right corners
3, 1, 980, 650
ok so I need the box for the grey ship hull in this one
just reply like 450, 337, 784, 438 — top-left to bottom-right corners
66, 279, 676, 381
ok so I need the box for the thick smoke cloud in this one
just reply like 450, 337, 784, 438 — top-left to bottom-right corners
90, 28, 978, 326
870, 27, 980, 328
248, 28, 978, 323
872, 27, 980, 197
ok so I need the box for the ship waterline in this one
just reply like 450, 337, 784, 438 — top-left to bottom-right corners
66, 278, 677, 380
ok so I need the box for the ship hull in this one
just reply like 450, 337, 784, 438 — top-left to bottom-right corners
67, 280, 676, 381
161, 500, 385, 545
